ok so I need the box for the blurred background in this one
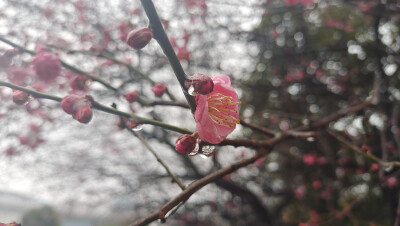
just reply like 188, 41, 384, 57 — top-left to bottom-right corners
0, 0, 400, 225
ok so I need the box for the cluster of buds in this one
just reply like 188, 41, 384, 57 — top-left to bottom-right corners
61, 95, 93, 124
184, 73, 214, 95
12, 90, 30, 105
126, 27, 153, 50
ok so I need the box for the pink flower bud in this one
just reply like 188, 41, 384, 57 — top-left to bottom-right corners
61, 94, 81, 114
312, 180, 322, 189
73, 106, 93, 124
12, 90, 29, 105
124, 90, 140, 103
387, 177, 398, 189
177, 46, 190, 61
6, 67, 30, 86
126, 28, 153, 50
303, 154, 316, 166
31, 53, 62, 82
69, 75, 88, 90
152, 83, 167, 97
185, 73, 214, 95
175, 134, 197, 154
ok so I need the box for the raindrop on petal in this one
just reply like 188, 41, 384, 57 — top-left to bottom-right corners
189, 143, 199, 156
188, 85, 197, 96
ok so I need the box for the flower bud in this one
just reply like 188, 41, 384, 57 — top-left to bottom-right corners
69, 75, 88, 90
31, 53, 62, 82
177, 46, 190, 61
152, 83, 167, 97
185, 73, 214, 95
126, 28, 153, 50
12, 90, 30, 105
73, 106, 93, 124
175, 134, 197, 154
0, 49, 18, 68
61, 94, 81, 114
124, 90, 139, 103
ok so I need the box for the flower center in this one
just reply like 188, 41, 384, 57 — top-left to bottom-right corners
207, 93, 240, 127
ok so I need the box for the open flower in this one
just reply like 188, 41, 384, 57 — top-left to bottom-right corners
194, 74, 239, 144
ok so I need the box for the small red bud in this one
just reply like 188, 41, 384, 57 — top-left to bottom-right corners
73, 106, 93, 124
0, 49, 18, 68
185, 73, 214, 95
69, 75, 88, 90
177, 46, 190, 61
12, 90, 30, 105
152, 83, 167, 97
61, 94, 81, 114
175, 134, 197, 154
31, 53, 62, 82
126, 28, 153, 50
124, 90, 140, 103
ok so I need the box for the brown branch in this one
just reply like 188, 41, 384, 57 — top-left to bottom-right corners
130, 149, 269, 226
240, 119, 276, 137
327, 129, 400, 168
140, 0, 196, 114
147, 100, 190, 108
298, 99, 373, 131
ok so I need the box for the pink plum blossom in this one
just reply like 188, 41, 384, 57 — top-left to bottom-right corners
194, 74, 239, 144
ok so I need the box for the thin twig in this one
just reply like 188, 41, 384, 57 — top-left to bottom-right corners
0, 36, 118, 92
131, 131, 186, 190
327, 129, 400, 168
240, 120, 276, 136
0, 80, 192, 134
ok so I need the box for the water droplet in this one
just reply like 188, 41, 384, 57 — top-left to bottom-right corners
307, 137, 315, 142
23, 95, 34, 105
188, 85, 197, 96
188, 143, 199, 156
385, 164, 393, 172
201, 145, 215, 156
132, 124, 144, 131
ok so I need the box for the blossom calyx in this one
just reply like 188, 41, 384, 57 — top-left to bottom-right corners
175, 134, 198, 154
12, 90, 30, 105
185, 73, 214, 95
126, 28, 153, 50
